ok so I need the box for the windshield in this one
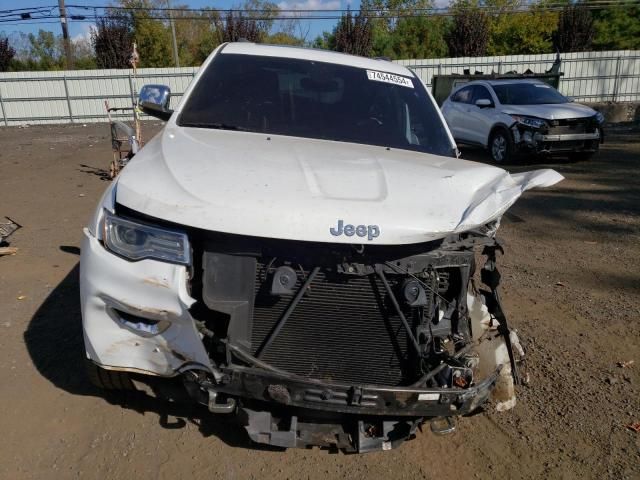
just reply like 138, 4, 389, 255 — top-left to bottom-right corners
493, 82, 568, 105
179, 52, 454, 157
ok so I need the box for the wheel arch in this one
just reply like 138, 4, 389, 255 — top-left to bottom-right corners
487, 122, 513, 147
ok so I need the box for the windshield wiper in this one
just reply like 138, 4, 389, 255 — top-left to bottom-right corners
182, 122, 247, 131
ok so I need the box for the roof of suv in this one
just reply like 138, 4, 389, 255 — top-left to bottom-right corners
221, 42, 411, 77
487, 79, 546, 86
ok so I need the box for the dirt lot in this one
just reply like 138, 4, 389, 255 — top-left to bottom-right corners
0, 123, 638, 479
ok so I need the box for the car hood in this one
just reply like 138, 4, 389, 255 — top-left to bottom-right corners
115, 126, 563, 244
501, 103, 597, 120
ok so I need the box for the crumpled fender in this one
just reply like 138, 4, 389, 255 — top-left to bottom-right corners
455, 169, 564, 232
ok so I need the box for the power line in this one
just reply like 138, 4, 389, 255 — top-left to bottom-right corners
66, 0, 640, 14
0, 0, 638, 25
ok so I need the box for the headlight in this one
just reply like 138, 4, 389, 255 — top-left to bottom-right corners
594, 111, 605, 124
103, 210, 191, 265
509, 115, 547, 129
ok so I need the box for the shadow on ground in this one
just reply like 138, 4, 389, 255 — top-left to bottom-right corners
23, 263, 277, 451
460, 132, 640, 238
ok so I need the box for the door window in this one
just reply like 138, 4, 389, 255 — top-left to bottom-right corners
451, 86, 473, 103
471, 86, 493, 105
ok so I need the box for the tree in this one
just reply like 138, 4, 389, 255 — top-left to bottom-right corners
267, 31, 304, 46
445, 0, 489, 57
486, 0, 557, 55
361, 0, 433, 31
334, 9, 373, 57
215, 11, 263, 43
592, 5, 640, 50
554, 1, 594, 52
359, 0, 441, 58
72, 37, 97, 70
92, 13, 133, 68
27, 30, 63, 70
0, 36, 15, 72
173, 7, 220, 65
119, 0, 172, 67
390, 16, 448, 59
312, 31, 335, 50
242, 0, 279, 38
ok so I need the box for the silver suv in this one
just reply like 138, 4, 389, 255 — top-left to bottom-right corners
441, 79, 604, 163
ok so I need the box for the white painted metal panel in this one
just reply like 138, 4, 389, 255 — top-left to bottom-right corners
0, 51, 637, 126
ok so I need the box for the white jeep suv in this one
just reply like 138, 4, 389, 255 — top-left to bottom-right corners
80, 43, 562, 452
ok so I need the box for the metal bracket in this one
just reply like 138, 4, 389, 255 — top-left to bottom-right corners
430, 416, 456, 436
481, 244, 520, 385
207, 390, 236, 414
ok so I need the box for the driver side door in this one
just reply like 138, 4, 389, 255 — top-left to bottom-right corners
465, 85, 497, 147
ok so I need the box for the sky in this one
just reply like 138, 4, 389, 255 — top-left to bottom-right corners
0, 0, 452, 43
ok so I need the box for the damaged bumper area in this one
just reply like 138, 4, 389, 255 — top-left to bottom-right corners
510, 116, 603, 155
80, 228, 211, 376
81, 216, 526, 453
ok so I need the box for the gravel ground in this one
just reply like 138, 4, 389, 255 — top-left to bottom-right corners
0, 123, 638, 479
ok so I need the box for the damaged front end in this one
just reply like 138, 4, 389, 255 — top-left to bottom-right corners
81, 165, 559, 453
176, 227, 526, 453
509, 114, 603, 155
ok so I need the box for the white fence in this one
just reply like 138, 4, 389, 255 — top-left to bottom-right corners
0, 67, 198, 126
397, 50, 640, 103
0, 50, 638, 126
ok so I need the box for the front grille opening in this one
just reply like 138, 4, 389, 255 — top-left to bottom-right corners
250, 264, 415, 386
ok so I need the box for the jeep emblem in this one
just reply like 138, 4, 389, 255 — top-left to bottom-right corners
330, 220, 380, 241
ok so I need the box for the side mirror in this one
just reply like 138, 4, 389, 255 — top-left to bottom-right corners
567, 96, 576, 103
475, 98, 493, 108
139, 84, 173, 121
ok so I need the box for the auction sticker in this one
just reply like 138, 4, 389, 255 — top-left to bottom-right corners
366, 70, 414, 88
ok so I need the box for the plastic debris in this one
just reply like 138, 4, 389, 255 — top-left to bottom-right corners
617, 360, 634, 368
0, 217, 21, 244
625, 422, 640, 433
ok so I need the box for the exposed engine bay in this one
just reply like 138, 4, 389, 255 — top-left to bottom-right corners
168, 222, 526, 452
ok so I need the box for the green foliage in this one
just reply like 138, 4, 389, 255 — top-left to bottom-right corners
0, 36, 15, 72
486, 0, 557, 55
554, 1, 594, 52
361, 0, 433, 31
334, 9, 373, 57
311, 31, 335, 50
370, 24, 395, 58
92, 12, 134, 68
215, 11, 262, 43
390, 16, 448, 59
593, 6, 640, 50
27, 30, 63, 70
446, 0, 490, 57
242, 0, 279, 38
120, 0, 172, 67
173, 8, 220, 65
267, 32, 304, 46
3, 0, 639, 70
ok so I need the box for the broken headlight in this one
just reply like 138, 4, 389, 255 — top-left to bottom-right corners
103, 210, 191, 265
509, 115, 547, 129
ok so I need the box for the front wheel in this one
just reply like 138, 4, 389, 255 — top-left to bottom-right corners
489, 129, 514, 164
85, 359, 134, 390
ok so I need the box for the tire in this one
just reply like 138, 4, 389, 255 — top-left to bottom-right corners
85, 359, 134, 390
489, 128, 514, 164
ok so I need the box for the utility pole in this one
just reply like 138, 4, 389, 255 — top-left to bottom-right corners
58, 0, 73, 69
167, 0, 180, 67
